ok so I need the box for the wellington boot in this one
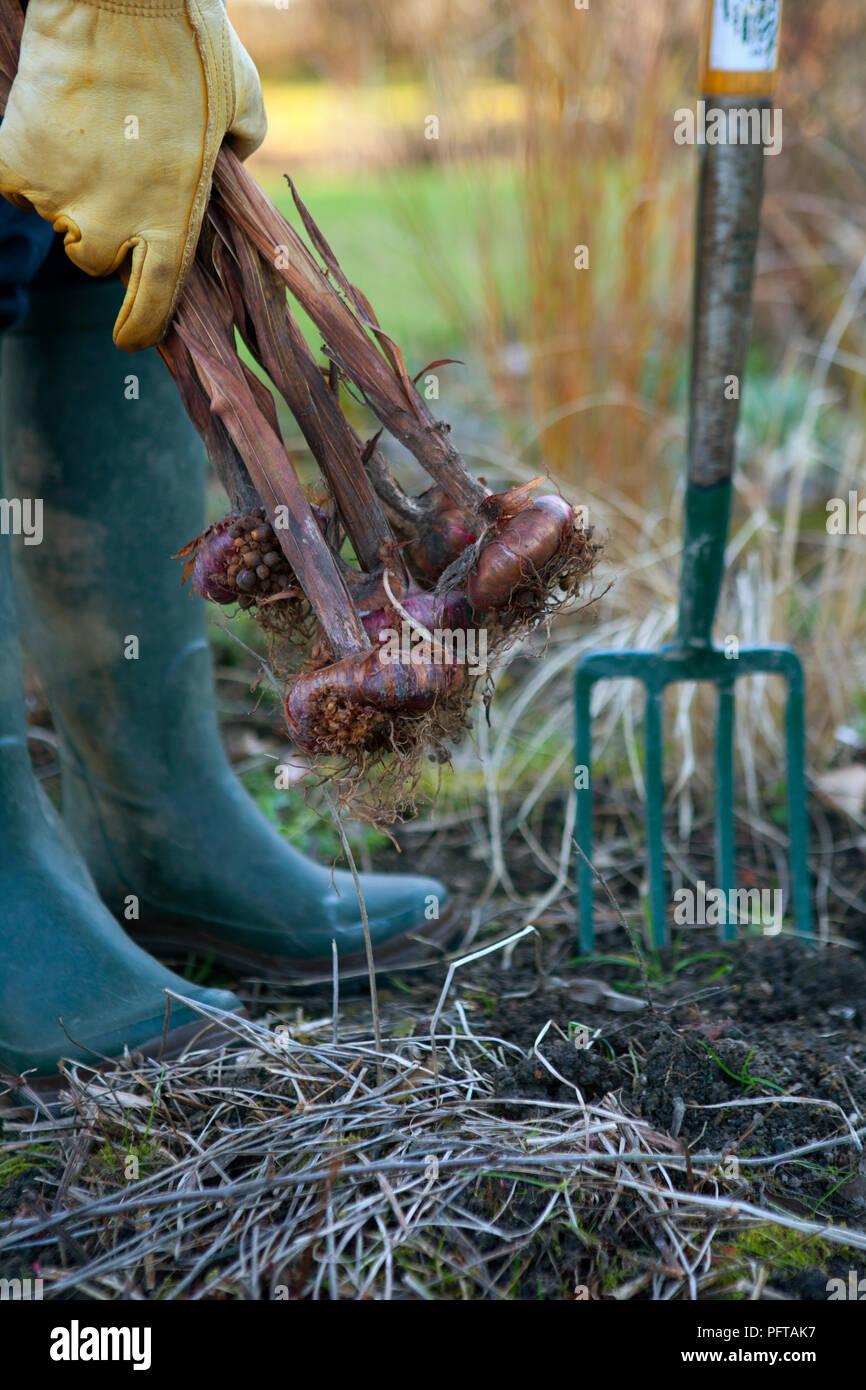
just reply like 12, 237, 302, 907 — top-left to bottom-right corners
2, 282, 454, 980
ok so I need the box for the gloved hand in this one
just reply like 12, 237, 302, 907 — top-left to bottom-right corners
0, 0, 266, 351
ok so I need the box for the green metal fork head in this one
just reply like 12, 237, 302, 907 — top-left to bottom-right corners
574, 640, 811, 952
572, 22, 810, 952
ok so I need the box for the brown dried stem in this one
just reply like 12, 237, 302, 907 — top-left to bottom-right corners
172, 261, 369, 658
212, 151, 489, 521
208, 207, 404, 581
156, 329, 260, 516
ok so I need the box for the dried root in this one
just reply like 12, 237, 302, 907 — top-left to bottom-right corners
178, 481, 602, 821
291, 672, 479, 825
285, 647, 467, 757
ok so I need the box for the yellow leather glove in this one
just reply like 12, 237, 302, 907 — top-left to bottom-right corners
0, 0, 266, 351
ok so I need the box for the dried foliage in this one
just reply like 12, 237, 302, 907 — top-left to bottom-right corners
0, 0, 601, 815
4, 979, 866, 1300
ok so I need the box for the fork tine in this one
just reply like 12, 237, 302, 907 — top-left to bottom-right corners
781, 655, 812, 939
715, 683, 737, 942
575, 666, 595, 952
644, 686, 667, 948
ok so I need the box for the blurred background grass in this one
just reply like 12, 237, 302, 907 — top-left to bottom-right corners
212, 0, 866, 904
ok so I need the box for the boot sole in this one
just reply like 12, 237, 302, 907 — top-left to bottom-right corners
0, 1009, 249, 1107
129, 904, 461, 984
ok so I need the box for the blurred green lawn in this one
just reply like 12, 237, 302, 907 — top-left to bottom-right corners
261, 163, 525, 363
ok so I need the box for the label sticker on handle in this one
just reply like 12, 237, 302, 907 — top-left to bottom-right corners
701, 0, 782, 96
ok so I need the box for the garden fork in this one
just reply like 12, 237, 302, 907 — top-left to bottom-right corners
575, 0, 811, 949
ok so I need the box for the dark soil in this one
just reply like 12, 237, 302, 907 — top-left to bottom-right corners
484, 938, 866, 1159
348, 794, 866, 1298
9, 680, 866, 1298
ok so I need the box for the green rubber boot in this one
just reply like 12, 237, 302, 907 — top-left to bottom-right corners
0, 432, 241, 1087
2, 281, 452, 979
